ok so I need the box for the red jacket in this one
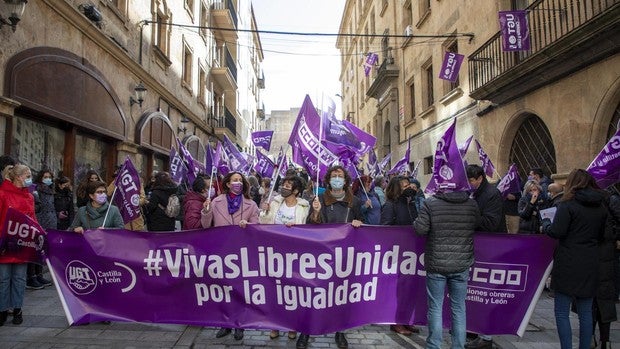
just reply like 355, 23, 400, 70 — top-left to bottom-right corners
0, 179, 38, 263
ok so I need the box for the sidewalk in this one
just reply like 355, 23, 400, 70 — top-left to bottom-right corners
0, 281, 618, 348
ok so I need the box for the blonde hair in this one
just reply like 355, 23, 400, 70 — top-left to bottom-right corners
522, 179, 542, 196
6, 164, 30, 182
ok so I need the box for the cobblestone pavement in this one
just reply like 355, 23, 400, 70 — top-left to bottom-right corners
0, 278, 618, 348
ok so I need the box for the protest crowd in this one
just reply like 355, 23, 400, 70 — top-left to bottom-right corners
0, 96, 619, 349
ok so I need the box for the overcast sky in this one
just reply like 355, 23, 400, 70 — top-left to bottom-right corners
252, 0, 345, 114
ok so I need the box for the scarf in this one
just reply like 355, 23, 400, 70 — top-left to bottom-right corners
227, 193, 243, 215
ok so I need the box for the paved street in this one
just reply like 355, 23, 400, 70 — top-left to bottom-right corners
0, 274, 618, 348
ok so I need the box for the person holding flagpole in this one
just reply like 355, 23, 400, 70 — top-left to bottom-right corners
69, 180, 124, 233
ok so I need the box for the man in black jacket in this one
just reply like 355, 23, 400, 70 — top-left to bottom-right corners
466, 164, 506, 348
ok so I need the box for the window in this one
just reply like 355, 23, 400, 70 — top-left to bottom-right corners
370, 9, 376, 36
403, 0, 412, 28
444, 40, 459, 93
185, 0, 194, 18
422, 60, 434, 108
408, 81, 416, 120
198, 64, 206, 106
183, 41, 193, 87
424, 155, 433, 175
199, 1, 208, 39
153, 7, 171, 64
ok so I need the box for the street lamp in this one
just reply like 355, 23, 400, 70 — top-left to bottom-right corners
129, 82, 147, 107
0, 0, 28, 32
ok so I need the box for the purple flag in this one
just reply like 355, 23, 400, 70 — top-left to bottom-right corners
204, 142, 215, 176
222, 135, 250, 174
475, 140, 496, 178
288, 95, 340, 179
254, 149, 275, 178
367, 149, 379, 176
411, 160, 422, 180
587, 128, 620, 189
279, 154, 289, 178
378, 152, 392, 173
215, 142, 230, 176
363, 52, 379, 77
169, 147, 187, 185
438, 51, 464, 82
112, 157, 142, 224
499, 10, 530, 51
251, 130, 274, 151
425, 119, 471, 194
176, 138, 198, 184
388, 140, 410, 176
497, 164, 522, 198
459, 135, 473, 157
0, 208, 47, 264
45, 224, 555, 336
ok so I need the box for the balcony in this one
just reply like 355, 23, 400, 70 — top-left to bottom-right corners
468, 0, 620, 105
366, 57, 400, 99
211, 45, 238, 93
212, 106, 237, 140
211, 0, 238, 42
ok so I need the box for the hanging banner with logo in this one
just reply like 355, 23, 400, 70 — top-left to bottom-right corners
42, 214, 555, 336
499, 10, 530, 51
363, 53, 379, 77
438, 52, 464, 82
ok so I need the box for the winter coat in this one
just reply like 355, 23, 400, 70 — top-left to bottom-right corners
259, 195, 310, 224
34, 183, 58, 230
414, 191, 480, 274
471, 179, 506, 232
200, 194, 259, 227
542, 188, 607, 298
183, 191, 207, 230
596, 193, 620, 323
374, 187, 386, 207
517, 194, 546, 233
0, 179, 37, 264
54, 188, 75, 230
358, 190, 382, 225
380, 194, 418, 226
144, 184, 178, 231
70, 201, 124, 230
307, 189, 363, 224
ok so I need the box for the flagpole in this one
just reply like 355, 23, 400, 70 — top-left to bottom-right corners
353, 166, 372, 208
206, 162, 217, 211
267, 144, 290, 205
102, 186, 118, 228
316, 96, 324, 197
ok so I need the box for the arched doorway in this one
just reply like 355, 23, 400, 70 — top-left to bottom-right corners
383, 119, 391, 159
509, 114, 557, 180
605, 100, 620, 140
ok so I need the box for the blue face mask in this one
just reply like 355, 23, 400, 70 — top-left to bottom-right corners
330, 177, 345, 190
24, 178, 33, 187
42, 178, 53, 186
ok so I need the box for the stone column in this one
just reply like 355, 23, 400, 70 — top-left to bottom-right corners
0, 96, 21, 155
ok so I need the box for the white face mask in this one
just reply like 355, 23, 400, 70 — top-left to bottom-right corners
258, 187, 265, 195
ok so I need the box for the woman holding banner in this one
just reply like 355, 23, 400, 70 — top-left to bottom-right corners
0, 164, 37, 326
201, 171, 259, 341
259, 174, 309, 341
69, 181, 124, 233
541, 169, 607, 349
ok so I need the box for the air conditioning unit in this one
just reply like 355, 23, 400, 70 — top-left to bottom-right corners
404, 25, 413, 36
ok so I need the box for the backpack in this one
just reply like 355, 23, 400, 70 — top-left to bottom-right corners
158, 194, 180, 218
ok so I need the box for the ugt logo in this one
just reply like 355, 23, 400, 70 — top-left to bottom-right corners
66, 260, 98, 295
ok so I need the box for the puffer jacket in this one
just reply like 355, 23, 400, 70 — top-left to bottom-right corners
0, 179, 37, 263
144, 184, 178, 231
183, 191, 206, 230
54, 187, 75, 230
34, 183, 57, 230
471, 179, 506, 232
542, 188, 607, 298
259, 195, 310, 224
380, 194, 418, 225
414, 191, 480, 274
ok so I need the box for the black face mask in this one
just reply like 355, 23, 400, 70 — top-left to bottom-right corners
402, 188, 416, 198
280, 188, 293, 198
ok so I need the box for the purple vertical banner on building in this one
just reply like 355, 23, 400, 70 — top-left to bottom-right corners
587, 127, 620, 189
363, 53, 379, 77
112, 157, 142, 224
251, 130, 274, 152
438, 51, 464, 82
499, 10, 530, 51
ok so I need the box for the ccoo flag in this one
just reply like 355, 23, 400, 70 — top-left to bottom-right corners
425, 119, 471, 195
169, 147, 187, 185
587, 128, 620, 189
251, 130, 274, 151
112, 157, 142, 224
497, 163, 521, 198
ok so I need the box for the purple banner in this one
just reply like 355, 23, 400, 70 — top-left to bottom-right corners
0, 208, 48, 264
587, 127, 620, 189
438, 51, 464, 82
252, 130, 274, 152
475, 140, 496, 178
497, 164, 522, 198
363, 53, 378, 77
176, 138, 199, 184
112, 157, 142, 224
499, 10, 530, 51
45, 222, 555, 336
425, 120, 471, 194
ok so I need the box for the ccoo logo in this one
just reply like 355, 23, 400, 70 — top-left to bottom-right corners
66, 260, 97, 295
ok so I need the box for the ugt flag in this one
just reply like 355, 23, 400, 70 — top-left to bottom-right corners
438, 51, 464, 82
475, 140, 496, 178
112, 157, 142, 224
499, 10, 530, 51
425, 119, 470, 194
0, 208, 48, 264
497, 164, 522, 198
251, 130, 274, 151
587, 128, 620, 189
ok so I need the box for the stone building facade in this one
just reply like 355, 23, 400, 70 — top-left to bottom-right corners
337, 0, 619, 184
0, 0, 263, 184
